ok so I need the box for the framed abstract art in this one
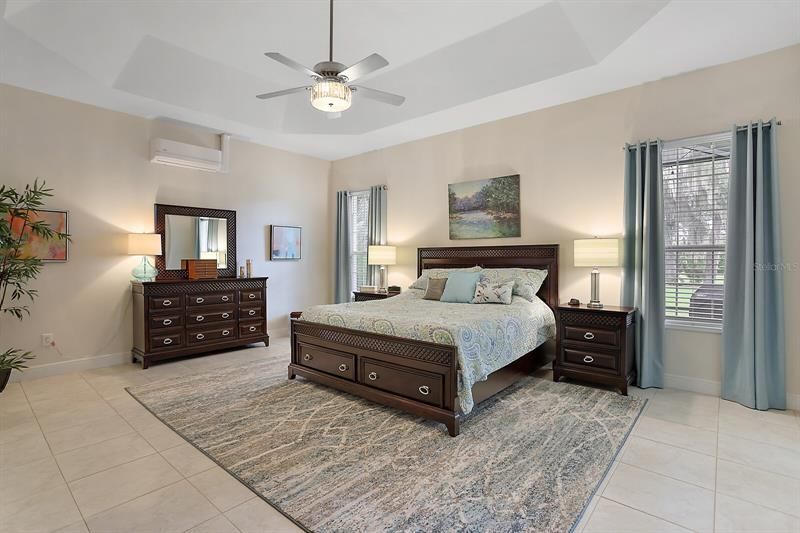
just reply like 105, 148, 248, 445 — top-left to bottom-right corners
7, 209, 69, 262
270, 225, 301, 260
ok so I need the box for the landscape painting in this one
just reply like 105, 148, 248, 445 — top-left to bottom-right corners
448, 175, 520, 239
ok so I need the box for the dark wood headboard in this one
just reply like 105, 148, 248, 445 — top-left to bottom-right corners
417, 245, 559, 312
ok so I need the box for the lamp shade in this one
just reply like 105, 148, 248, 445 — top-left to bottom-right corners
128, 233, 162, 256
367, 245, 396, 266
574, 238, 620, 267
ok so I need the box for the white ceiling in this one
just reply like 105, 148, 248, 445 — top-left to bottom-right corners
1, 0, 798, 160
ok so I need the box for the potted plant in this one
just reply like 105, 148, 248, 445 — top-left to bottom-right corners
0, 180, 69, 392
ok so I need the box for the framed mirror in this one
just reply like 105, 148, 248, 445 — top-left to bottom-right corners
154, 204, 236, 280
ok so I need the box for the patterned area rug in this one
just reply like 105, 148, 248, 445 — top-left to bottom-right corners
128, 356, 645, 532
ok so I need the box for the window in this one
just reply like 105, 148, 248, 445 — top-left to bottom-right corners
348, 190, 370, 293
662, 133, 731, 327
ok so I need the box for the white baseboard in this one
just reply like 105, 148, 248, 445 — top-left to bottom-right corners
665, 373, 799, 411
8, 351, 130, 383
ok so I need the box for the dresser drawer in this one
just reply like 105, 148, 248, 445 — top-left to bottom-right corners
188, 292, 235, 306
297, 344, 355, 381
239, 305, 263, 320
239, 320, 266, 338
187, 307, 236, 326
563, 348, 618, 372
150, 295, 183, 310
187, 325, 236, 345
150, 331, 183, 351
240, 289, 263, 303
360, 358, 443, 407
150, 312, 183, 330
563, 326, 618, 348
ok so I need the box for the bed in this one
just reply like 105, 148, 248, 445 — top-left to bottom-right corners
289, 244, 559, 436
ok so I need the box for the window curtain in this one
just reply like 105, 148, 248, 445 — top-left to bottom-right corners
334, 191, 351, 303
206, 218, 219, 252
366, 185, 387, 286
622, 140, 666, 389
722, 120, 785, 410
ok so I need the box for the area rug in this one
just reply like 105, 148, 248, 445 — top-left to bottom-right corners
128, 357, 645, 532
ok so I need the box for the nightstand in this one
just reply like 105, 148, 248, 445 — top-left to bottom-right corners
553, 303, 636, 395
353, 290, 400, 302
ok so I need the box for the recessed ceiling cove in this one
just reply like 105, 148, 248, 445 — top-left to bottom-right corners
2, 0, 798, 160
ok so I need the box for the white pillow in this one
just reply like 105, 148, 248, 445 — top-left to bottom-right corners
409, 266, 481, 290
472, 279, 514, 305
479, 268, 548, 302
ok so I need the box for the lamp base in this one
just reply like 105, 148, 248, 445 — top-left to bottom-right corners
586, 301, 604, 308
587, 268, 603, 308
132, 256, 158, 282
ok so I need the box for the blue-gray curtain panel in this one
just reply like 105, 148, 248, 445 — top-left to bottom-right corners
622, 141, 666, 389
366, 185, 388, 286
334, 191, 351, 304
722, 120, 785, 410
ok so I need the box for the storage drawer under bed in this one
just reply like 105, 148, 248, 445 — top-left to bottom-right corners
296, 344, 355, 381
359, 358, 444, 408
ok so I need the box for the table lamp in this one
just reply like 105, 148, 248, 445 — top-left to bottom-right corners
128, 233, 162, 281
574, 238, 620, 308
367, 245, 396, 293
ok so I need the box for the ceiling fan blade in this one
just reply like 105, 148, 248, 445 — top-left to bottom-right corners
256, 86, 309, 100
264, 52, 319, 78
338, 53, 388, 82
352, 86, 405, 106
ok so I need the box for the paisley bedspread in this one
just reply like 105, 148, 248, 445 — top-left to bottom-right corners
299, 290, 556, 414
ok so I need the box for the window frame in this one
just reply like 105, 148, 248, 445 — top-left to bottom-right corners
347, 189, 370, 297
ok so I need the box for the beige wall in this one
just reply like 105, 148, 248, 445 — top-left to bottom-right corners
0, 84, 331, 370
331, 45, 800, 403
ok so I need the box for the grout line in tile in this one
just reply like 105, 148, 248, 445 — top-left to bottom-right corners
80, 478, 187, 520
713, 388, 720, 532
630, 432, 717, 458
180, 513, 242, 533
596, 495, 696, 533
61, 447, 160, 484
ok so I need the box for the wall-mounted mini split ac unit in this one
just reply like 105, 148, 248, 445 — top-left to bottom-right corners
150, 134, 229, 173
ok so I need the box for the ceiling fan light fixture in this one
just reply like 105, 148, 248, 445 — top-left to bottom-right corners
310, 79, 351, 112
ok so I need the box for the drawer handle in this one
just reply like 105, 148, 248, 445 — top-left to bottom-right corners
196, 315, 205, 322
248, 293, 256, 299
248, 309, 256, 316
584, 332, 595, 340
222, 295, 229, 302
338, 363, 348, 372
368, 371, 378, 381
196, 297, 205, 304
196, 333, 205, 340
583, 355, 594, 363
418, 385, 430, 396
162, 299, 172, 306
222, 330, 230, 336
163, 338, 173, 345
162, 318, 172, 326
222, 313, 230, 319
304, 353, 312, 361
249, 326, 257, 332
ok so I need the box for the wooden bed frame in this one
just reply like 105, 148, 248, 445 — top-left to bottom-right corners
289, 244, 559, 436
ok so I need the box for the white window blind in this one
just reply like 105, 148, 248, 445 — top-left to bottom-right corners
662, 133, 731, 326
348, 190, 370, 294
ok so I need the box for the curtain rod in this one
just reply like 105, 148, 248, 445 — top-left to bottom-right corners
624, 120, 781, 150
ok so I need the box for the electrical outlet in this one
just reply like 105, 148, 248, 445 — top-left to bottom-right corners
41, 333, 53, 347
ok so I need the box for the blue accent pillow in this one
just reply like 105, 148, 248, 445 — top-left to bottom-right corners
440, 271, 482, 303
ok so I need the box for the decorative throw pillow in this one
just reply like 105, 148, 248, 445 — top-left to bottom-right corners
423, 278, 448, 300
440, 271, 482, 303
409, 266, 481, 290
472, 279, 514, 304
480, 268, 548, 302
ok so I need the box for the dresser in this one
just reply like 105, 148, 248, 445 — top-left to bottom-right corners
131, 277, 268, 368
553, 304, 636, 395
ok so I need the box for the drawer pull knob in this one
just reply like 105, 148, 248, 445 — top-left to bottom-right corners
163, 338, 173, 345
583, 355, 594, 363
249, 326, 257, 332
248, 309, 256, 316
196, 333, 205, 340
163, 299, 172, 306
196, 297, 205, 303
584, 332, 595, 340
222, 296, 229, 302
368, 371, 378, 381
304, 353, 312, 361
196, 315, 205, 322
249, 293, 256, 299
418, 385, 430, 396
338, 363, 348, 372
222, 330, 230, 336
222, 313, 230, 319
162, 319, 172, 326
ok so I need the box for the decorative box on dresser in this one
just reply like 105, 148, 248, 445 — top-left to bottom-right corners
132, 277, 268, 368
553, 304, 636, 395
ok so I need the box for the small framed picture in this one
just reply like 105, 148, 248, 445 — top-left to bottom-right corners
270, 225, 301, 260
7, 209, 69, 262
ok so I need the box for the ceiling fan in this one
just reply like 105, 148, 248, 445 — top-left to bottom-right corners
256, 0, 405, 114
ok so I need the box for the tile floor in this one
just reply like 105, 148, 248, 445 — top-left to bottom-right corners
1, 338, 798, 533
